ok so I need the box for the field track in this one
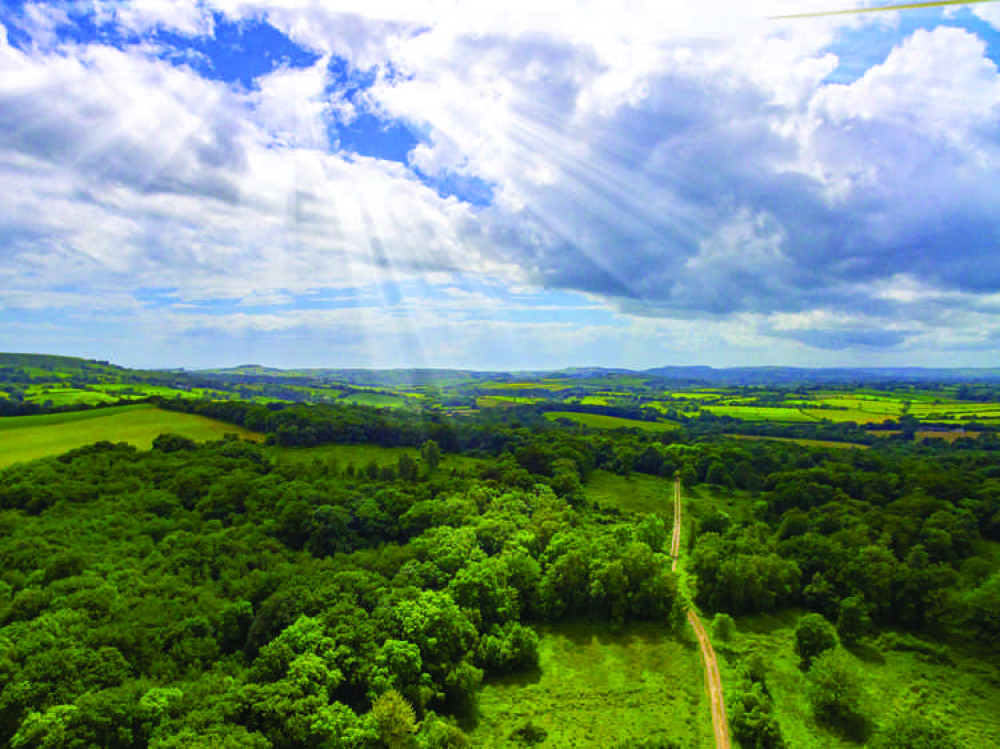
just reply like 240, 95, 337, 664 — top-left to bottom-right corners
671, 476, 730, 749
671, 477, 681, 570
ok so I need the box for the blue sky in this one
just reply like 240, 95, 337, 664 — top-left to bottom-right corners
1, 1, 1000, 370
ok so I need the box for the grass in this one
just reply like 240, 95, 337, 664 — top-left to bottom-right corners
584, 470, 675, 517
0, 405, 260, 468
721, 610, 1000, 749
481, 380, 571, 391
726, 434, 869, 450
685, 483, 760, 526
269, 442, 484, 474
466, 621, 711, 748
24, 387, 121, 406
338, 392, 409, 408
476, 395, 545, 407
544, 412, 679, 432
703, 406, 818, 422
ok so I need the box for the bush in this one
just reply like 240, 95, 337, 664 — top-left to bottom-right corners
732, 683, 784, 749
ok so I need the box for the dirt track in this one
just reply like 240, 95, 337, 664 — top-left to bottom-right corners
670, 477, 681, 570
671, 477, 730, 749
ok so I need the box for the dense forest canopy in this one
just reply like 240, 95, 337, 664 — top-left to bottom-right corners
1, 389, 998, 747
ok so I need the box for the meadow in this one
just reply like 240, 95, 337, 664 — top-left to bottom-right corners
466, 621, 711, 748
0, 404, 260, 468
583, 470, 675, 517
726, 434, 870, 450
544, 411, 679, 432
722, 610, 1000, 748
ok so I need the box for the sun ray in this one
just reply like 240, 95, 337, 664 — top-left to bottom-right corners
772, 0, 1000, 20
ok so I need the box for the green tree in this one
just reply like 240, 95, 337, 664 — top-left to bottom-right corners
372, 690, 416, 749
712, 613, 735, 642
836, 596, 872, 646
807, 649, 869, 741
421, 440, 441, 474
794, 613, 837, 667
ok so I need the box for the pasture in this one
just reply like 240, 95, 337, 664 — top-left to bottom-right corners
0, 404, 260, 468
544, 412, 679, 431
702, 406, 818, 422
726, 434, 869, 449
466, 621, 710, 748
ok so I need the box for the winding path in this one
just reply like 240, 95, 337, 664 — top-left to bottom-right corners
670, 477, 730, 749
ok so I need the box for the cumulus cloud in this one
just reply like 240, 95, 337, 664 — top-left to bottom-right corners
2, 1, 1000, 365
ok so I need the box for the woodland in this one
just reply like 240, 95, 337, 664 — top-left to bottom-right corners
0, 395, 998, 748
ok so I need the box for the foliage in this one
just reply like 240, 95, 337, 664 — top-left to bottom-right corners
794, 613, 838, 667
807, 648, 870, 741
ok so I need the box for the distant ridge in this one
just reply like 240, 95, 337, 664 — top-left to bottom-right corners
4, 353, 1000, 386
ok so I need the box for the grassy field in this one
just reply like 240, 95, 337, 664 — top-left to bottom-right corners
476, 395, 545, 407
726, 434, 869, 450
466, 621, 711, 748
0, 405, 260, 468
338, 392, 410, 408
577, 395, 613, 406
583, 470, 675, 517
544, 412, 678, 432
481, 380, 571, 391
723, 610, 1000, 748
269, 442, 484, 473
24, 386, 121, 406
703, 406, 818, 422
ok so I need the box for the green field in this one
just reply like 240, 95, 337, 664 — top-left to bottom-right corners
466, 622, 711, 748
703, 406, 818, 422
338, 392, 410, 408
476, 395, 545, 407
481, 380, 570, 391
724, 610, 1000, 748
727, 434, 869, 450
583, 470, 675, 517
544, 412, 679, 432
0, 405, 260, 468
24, 386, 121, 406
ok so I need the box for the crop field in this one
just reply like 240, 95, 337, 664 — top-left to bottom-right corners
724, 610, 1000, 749
0, 404, 260, 468
466, 621, 711, 748
544, 412, 679, 431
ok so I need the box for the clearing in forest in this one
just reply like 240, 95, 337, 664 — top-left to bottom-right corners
467, 622, 711, 748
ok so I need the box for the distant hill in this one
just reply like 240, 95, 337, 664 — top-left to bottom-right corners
641, 366, 1000, 385
6, 353, 1000, 389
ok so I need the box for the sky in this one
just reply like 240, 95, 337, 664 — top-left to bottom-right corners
1, 1, 1000, 370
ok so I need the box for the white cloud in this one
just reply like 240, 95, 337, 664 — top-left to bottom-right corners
3, 2, 1000, 365
113, 0, 214, 37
